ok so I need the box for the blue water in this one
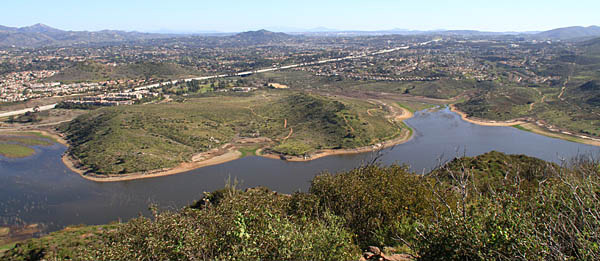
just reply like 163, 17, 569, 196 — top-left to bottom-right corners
1, 108, 598, 233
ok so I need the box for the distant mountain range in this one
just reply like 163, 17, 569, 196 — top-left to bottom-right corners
0, 24, 172, 48
295, 26, 600, 40
534, 26, 600, 40
231, 29, 292, 43
1, 24, 599, 48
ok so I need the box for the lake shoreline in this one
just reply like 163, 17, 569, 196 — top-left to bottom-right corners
258, 128, 413, 162
59, 103, 417, 182
515, 122, 600, 147
449, 104, 600, 147
63, 127, 415, 182
61, 149, 244, 183
449, 104, 524, 127
0, 130, 68, 158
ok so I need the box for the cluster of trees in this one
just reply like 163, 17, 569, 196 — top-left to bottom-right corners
4, 107, 44, 123
159, 78, 258, 95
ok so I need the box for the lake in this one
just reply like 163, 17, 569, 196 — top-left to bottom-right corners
1, 107, 598, 234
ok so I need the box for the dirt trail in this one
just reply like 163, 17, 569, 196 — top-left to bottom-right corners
157, 95, 172, 104
370, 99, 412, 123
558, 77, 570, 100
282, 127, 293, 141
342, 115, 355, 133
366, 101, 384, 117
529, 89, 546, 111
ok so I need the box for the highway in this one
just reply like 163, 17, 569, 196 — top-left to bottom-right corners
0, 104, 57, 118
1, 42, 426, 117
134, 45, 412, 91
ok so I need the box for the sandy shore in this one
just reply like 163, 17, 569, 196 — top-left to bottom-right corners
259, 129, 413, 162
68, 103, 415, 180
450, 105, 600, 147
62, 149, 243, 183
449, 104, 524, 127
517, 123, 600, 147
0, 129, 68, 146
259, 105, 415, 162
16, 100, 417, 182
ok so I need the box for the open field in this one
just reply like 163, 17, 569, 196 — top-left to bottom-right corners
246, 70, 477, 99
59, 91, 407, 176
0, 131, 59, 158
0, 143, 35, 158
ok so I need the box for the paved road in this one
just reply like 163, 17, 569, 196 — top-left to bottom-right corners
134, 45, 411, 91
0, 104, 57, 118
1, 43, 421, 117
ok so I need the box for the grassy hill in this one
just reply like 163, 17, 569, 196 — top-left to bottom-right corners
58, 91, 405, 175
4, 152, 599, 260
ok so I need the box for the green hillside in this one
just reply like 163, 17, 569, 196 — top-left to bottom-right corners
455, 39, 600, 137
58, 92, 405, 175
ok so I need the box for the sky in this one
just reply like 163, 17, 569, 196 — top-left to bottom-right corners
1, 0, 598, 33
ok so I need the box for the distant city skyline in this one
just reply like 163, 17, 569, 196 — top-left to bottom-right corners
1, 0, 598, 33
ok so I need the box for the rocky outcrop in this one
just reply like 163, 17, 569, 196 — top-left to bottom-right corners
359, 246, 414, 261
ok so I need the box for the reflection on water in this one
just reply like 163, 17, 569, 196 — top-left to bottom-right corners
1, 107, 599, 234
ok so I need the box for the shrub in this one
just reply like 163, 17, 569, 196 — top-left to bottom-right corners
309, 164, 448, 248
82, 187, 359, 261
414, 156, 600, 260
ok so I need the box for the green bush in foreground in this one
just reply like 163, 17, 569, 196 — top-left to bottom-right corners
415, 156, 600, 260
81, 187, 358, 261
309, 164, 447, 248
4, 152, 600, 260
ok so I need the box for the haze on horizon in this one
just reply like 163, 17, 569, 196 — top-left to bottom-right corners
1, 0, 599, 33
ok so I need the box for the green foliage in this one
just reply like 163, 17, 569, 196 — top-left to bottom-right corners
5, 111, 44, 123
6, 152, 600, 260
0, 133, 55, 158
59, 92, 402, 174
455, 85, 538, 121
431, 151, 559, 195
272, 140, 313, 156
2, 225, 118, 261
310, 164, 443, 248
414, 155, 600, 260
455, 41, 600, 137
0, 143, 36, 158
82, 188, 358, 261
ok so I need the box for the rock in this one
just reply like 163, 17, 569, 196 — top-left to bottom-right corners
26, 223, 39, 229
0, 227, 10, 237
363, 251, 375, 259
362, 246, 414, 261
381, 253, 414, 261
367, 246, 381, 256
